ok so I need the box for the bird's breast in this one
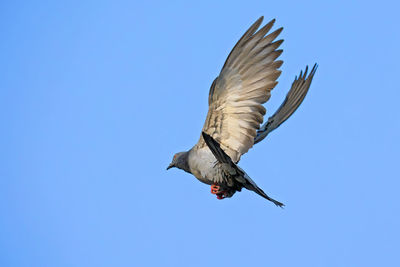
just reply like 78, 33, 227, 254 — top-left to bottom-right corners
188, 147, 218, 185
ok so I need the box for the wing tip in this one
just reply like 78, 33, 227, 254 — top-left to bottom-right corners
305, 63, 318, 80
294, 63, 318, 82
253, 16, 264, 30
311, 63, 318, 75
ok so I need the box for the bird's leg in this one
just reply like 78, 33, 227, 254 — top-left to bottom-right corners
211, 184, 220, 194
211, 184, 227, 200
216, 193, 225, 200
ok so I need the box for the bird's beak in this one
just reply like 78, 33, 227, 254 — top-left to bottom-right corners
166, 163, 174, 170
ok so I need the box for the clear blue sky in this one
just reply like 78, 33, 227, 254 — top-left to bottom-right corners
1, 1, 399, 266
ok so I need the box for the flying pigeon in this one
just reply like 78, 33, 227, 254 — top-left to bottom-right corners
167, 16, 317, 207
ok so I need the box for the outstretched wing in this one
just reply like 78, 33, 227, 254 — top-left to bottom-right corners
197, 16, 283, 163
254, 64, 317, 144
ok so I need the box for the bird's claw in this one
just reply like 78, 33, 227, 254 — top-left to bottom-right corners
211, 184, 226, 200
211, 184, 220, 194
216, 193, 225, 200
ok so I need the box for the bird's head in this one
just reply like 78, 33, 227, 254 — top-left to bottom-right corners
167, 151, 189, 172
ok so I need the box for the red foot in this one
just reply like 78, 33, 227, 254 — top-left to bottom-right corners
211, 184, 226, 200
211, 184, 220, 194
216, 194, 225, 200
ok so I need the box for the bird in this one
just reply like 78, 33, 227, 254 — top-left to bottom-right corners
167, 16, 317, 207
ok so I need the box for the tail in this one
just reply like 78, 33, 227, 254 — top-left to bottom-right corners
251, 185, 285, 207
243, 176, 285, 208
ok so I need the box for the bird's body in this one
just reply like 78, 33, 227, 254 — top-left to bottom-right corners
167, 16, 317, 207
175, 147, 232, 187
177, 134, 285, 206
187, 146, 246, 188
186, 147, 215, 185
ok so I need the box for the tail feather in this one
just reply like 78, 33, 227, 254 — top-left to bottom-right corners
253, 186, 285, 207
243, 177, 285, 207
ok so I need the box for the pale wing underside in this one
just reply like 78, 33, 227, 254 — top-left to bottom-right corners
197, 16, 283, 163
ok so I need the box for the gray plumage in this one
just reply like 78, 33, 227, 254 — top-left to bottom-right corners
255, 64, 317, 144
167, 16, 317, 207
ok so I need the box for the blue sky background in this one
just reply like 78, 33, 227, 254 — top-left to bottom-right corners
1, 1, 400, 266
